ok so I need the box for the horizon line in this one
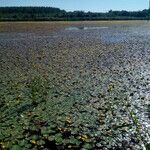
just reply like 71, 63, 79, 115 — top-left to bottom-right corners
0, 6, 147, 13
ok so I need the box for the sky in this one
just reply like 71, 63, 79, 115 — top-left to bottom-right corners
0, 0, 149, 12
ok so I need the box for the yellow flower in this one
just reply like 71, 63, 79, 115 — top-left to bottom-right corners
79, 135, 89, 141
31, 140, 37, 145
68, 145, 72, 148
82, 135, 88, 139
65, 116, 72, 124
2, 145, 6, 149
0, 143, 6, 149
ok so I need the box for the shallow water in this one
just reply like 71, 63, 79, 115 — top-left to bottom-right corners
0, 21, 150, 149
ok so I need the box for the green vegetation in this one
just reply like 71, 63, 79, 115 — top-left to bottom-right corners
0, 7, 149, 21
0, 52, 149, 149
0, 21, 150, 149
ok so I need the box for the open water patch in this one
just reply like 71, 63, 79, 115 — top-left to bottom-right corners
65, 26, 108, 31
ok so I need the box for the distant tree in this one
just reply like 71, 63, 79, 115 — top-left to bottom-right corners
0, 7, 149, 21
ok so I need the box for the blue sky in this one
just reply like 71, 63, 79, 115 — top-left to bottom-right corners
0, 0, 149, 12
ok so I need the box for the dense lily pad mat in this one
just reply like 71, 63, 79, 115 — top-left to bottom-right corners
0, 21, 150, 150
0, 69, 149, 150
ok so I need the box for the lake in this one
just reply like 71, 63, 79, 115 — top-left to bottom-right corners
0, 21, 150, 149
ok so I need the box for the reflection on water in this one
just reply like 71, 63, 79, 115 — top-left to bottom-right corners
102, 33, 127, 43
65, 26, 108, 31
65, 27, 79, 31
84, 26, 108, 30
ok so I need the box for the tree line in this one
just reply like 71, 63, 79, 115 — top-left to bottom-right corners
0, 7, 149, 21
